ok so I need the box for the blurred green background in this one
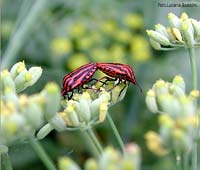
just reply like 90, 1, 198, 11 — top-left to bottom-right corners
1, 0, 200, 169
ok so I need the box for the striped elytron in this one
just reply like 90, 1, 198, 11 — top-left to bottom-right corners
62, 62, 141, 99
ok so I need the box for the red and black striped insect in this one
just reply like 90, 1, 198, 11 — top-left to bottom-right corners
61, 63, 97, 99
96, 63, 143, 93
62, 62, 142, 99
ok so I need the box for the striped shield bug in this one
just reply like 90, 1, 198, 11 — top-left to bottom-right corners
62, 63, 97, 99
96, 63, 143, 93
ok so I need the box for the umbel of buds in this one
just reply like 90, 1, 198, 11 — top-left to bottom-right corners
0, 61, 44, 145
37, 82, 128, 139
146, 12, 200, 50
58, 144, 141, 170
145, 75, 199, 155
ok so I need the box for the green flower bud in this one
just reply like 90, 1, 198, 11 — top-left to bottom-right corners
0, 70, 15, 92
26, 67, 42, 86
58, 157, 81, 170
168, 13, 181, 29
23, 101, 44, 129
189, 90, 199, 102
49, 113, 67, 131
171, 28, 183, 42
145, 89, 158, 113
76, 92, 92, 122
179, 96, 196, 116
110, 83, 127, 106
65, 105, 80, 127
99, 147, 120, 170
155, 24, 169, 39
10, 61, 26, 79
149, 38, 161, 50
42, 82, 61, 120
159, 114, 174, 128
172, 75, 185, 92
158, 94, 181, 118
169, 84, 185, 97
146, 30, 170, 46
121, 160, 135, 170
181, 20, 195, 47
14, 69, 29, 93
84, 159, 98, 170
4, 87, 19, 107
180, 13, 189, 21
190, 18, 200, 40
153, 80, 169, 96
37, 123, 54, 140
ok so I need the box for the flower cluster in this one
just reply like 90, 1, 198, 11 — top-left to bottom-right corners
146, 12, 200, 50
145, 75, 199, 155
58, 144, 141, 170
37, 82, 128, 139
0, 62, 43, 145
50, 13, 151, 71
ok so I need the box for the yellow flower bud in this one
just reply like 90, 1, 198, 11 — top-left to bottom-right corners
168, 13, 181, 29
145, 89, 158, 113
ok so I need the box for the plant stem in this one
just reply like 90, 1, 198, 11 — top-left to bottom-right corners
107, 114, 125, 154
183, 152, 189, 170
0, 145, 12, 170
28, 137, 56, 170
85, 128, 103, 155
188, 47, 198, 90
176, 154, 182, 170
1, 0, 49, 69
188, 47, 198, 170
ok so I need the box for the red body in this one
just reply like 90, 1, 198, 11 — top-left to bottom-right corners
96, 63, 137, 84
62, 63, 97, 96
62, 62, 139, 97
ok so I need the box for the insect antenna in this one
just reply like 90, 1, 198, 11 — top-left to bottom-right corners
135, 82, 143, 95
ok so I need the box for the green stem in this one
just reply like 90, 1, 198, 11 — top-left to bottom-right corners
85, 128, 103, 155
0, 145, 13, 170
183, 153, 189, 170
188, 47, 198, 90
107, 114, 125, 154
176, 154, 182, 170
28, 138, 56, 170
1, 0, 49, 69
188, 47, 198, 170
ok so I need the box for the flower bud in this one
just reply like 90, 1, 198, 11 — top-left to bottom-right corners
76, 92, 91, 122
146, 30, 170, 46
159, 114, 174, 128
26, 67, 42, 86
169, 84, 185, 97
14, 69, 30, 92
42, 82, 61, 120
168, 13, 181, 29
0, 70, 15, 92
99, 147, 120, 170
37, 123, 54, 140
179, 96, 196, 116
181, 20, 195, 46
190, 18, 200, 40
58, 157, 81, 170
110, 83, 127, 106
4, 87, 19, 107
158, 94, 181, 118
172, 75, 185, 92
189, 90, 199, 102
180, 13, 188, 21
155, 24, 169, 38
153, 80, 169, 96
171, 28, 183, 42
65, 105, 80, 127
10, 61, 26, 79
84, 159, 98, 170
149, 38, 161, 50
145, 89, 158, 113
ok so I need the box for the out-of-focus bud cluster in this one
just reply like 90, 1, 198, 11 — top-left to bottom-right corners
146, 12, 200, 50
50, 13, 151, 69
145, 75, 199, 155
58, 144, 141, 170
37, 82, 128, 139
0, 62, 62, 145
